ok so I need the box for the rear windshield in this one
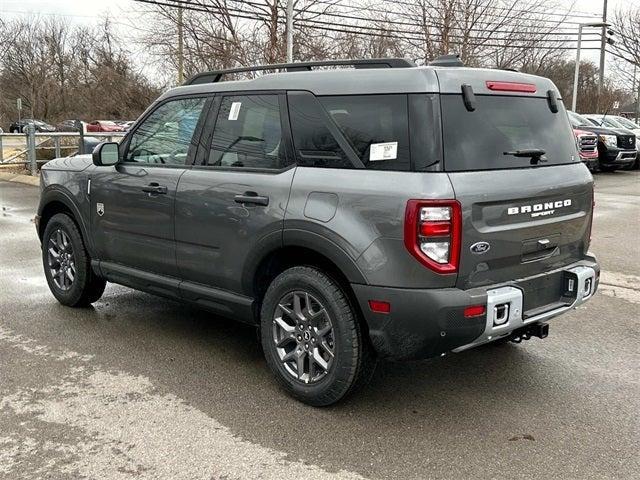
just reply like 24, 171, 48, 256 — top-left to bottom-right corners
441, 95, 578, 171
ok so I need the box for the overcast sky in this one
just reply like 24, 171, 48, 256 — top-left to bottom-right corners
0, 0, 636, 78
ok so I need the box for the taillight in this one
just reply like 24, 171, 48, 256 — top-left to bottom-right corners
404, 200, 461, 274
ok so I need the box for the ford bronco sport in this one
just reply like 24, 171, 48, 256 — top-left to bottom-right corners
36, 57, 599, 406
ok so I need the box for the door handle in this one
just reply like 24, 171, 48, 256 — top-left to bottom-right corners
142, 183, 168, 195
234, 191, 269, 206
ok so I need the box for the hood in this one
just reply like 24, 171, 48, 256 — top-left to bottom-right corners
571, 124, 631, 136
42, 154, 93, 172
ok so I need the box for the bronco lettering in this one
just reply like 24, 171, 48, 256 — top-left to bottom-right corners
508, 199, 571, 216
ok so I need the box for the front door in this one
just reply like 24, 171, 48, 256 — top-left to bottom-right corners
90, 96, 209, 278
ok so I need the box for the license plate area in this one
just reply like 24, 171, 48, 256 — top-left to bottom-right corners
519, 271, 567, 317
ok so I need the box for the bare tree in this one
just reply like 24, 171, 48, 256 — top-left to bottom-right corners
0, 16, 158, 126
610, 5, 640, 68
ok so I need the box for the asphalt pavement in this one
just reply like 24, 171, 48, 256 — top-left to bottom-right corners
0, 171, 638, 479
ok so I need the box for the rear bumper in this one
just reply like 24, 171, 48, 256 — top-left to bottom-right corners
352, 257, 599, 360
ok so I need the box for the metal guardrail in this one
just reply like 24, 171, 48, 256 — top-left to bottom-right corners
0, 127, 126, 175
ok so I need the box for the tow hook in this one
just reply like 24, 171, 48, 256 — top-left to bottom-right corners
509, 322, 549, 343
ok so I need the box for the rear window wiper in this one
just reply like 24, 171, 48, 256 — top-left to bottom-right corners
503, 149, 547, 165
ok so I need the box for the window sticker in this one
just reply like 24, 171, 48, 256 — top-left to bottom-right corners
369, 142, 398, 161
228, 102, 242, 121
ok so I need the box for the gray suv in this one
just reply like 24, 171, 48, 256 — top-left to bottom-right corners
36, 57, 599, 406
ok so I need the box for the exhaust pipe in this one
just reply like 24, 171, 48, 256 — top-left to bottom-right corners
509, 322, 549, 343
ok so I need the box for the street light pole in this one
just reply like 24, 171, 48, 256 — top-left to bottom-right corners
286, 0, 294, 62
572, 24, 584, 112
597, 0, 609, 109
572, 22, 610, 113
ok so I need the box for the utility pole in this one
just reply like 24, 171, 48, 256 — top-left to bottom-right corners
177, 6, 184, 84
286, 0, 294, 62
597, 0, 608, 110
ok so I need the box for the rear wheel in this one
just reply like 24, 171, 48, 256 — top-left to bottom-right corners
42, 213, 106, 307
260, 266, 376, 406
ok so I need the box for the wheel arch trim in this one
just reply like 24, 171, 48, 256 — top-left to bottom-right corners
38, 186, 94, 255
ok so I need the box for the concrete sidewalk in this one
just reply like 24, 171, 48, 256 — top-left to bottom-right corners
0, 171, 40, 187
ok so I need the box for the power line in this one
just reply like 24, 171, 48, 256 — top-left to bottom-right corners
131, 0, 606, 52
314, 0, 601, 28
376, 0, 601, 21
143, 0, 603, 42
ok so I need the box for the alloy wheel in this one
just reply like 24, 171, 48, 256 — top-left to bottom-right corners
272, 291, 335, 384
47, 228, 76, 291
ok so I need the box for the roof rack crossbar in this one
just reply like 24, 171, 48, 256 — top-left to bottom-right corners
183, 58, 416, 85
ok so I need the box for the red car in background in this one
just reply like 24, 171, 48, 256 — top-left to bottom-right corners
86, 120, 125, 133
573, 128, 598, 169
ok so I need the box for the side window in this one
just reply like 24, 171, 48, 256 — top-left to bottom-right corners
125, 97, 206, 165
319, 95, 410, 171
208, 95, 288, 169
287, 92, 353, 169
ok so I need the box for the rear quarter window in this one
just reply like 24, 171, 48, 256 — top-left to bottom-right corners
442, 95, 578, 171
319, 95, 410, 171
287, 93, 441, 171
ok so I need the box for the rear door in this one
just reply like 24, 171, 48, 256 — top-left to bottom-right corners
436, 77, 593, 296
175, 93, 295, 297
90, 96, 209, 279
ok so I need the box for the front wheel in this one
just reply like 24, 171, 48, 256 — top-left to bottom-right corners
260, 266, 376, 406
42, 213, 106, 307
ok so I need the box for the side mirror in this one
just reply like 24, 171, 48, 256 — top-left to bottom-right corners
92, 142, 120, 166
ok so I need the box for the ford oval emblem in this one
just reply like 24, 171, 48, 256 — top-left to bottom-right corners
470, 241, 490, 254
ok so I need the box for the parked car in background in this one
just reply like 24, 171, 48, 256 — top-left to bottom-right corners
567, 111, 637, 171
114, 120, 135, 131
585, 114, 640, 137
86, 120, 125, 133
612, 116, 640, 134
572, 128, 599, 170
56, 120, 82, 132
9, 119, 56, 133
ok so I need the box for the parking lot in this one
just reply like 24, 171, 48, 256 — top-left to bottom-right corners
0, 172, 638, 479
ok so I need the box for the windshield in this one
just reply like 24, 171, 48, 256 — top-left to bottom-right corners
567, 111, 593, 127
589, 116, 624, 129
614, 116, 639, 129
442, 95, 578, 171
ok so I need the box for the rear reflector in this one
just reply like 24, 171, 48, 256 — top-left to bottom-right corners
368, 300, 391, 314
486, 81, 536, 93
420, 221, 451, 236
464, 305, 486, 318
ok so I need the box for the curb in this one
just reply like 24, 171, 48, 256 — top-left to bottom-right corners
0, 172, 40, 187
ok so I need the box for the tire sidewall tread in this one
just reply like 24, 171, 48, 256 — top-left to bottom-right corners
42, 213, 105, 307
260, 266, 373, 406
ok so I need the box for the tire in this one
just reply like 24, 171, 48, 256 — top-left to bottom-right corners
260, 266, 376, 406
42, 213, 106, 307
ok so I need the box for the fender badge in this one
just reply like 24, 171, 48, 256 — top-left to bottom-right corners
470, 241, 490, 254
96, 203, 105, 216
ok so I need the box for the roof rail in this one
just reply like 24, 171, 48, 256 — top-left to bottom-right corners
183, 58, 416, 85
428, 54, 464, 67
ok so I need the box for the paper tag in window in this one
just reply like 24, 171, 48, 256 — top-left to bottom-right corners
228, 102, 242, 120
369, 142, 398, 161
